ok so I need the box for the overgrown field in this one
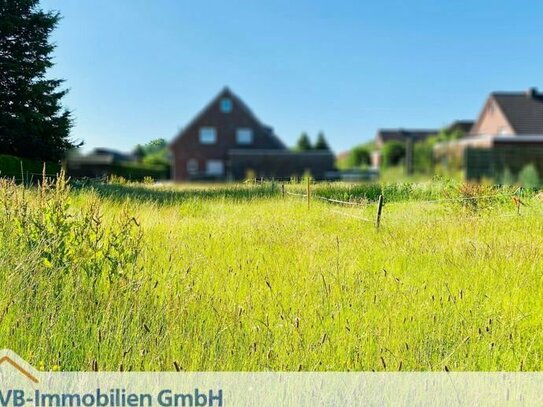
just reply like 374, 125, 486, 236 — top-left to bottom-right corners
1, 177, 543, 371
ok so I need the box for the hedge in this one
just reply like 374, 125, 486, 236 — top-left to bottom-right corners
0, 154, 61, 179
108, 163, 169, 181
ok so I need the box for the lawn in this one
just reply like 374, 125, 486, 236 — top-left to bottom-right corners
1, 177, 542, 371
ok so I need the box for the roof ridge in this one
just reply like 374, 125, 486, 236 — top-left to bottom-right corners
169, 87, 286, 149
379, 128, 438, 132
491, 91, 534, 97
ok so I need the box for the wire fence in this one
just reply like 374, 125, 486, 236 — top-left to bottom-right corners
0, 173, 109, 186
283, 180, 535, 228
1, 173, 536, 224
329, 209, 373, 223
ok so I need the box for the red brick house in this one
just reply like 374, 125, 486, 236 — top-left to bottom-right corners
441, 88, 543, 151
434, 88, 543, 180
169, 88, 334, 181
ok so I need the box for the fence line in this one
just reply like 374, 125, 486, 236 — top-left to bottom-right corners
285, 185, 533, 226
286, 190, 368, 207
285, 189, 374, 222
286, 187, 511, 208
286, 191, 307, 198
383, 193, 510, 206
329, 209, 373, 223
314, 195, 367, 207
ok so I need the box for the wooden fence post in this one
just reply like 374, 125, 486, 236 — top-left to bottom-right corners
281, 184, 285, 199
307, 177, 311, 210
376, 194, 384, 230
512, 196, 524, 216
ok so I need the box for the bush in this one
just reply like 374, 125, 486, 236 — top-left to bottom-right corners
109, 163, 169, 181
0, 154, 61, 179
500, 168, 515, 186
413, 140, 434, 174
346, 146, 371, 168
0, 172, 143, 282
381, 141, 406, 167
519, 164, 540, 189
142, 152, 169, 167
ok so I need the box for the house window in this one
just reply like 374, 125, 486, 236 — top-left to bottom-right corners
498, 127, 509, 135
199, 127, 216, 144
187, 159, 198, 174
220, 98, 233, 113
206, 160, 224, 176
236, 128, 253, 145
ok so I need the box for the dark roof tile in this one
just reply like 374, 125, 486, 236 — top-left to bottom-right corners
492, 90, 543, 134
376, 129, 438, 144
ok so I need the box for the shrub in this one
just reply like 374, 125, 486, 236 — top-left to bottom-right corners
413, 140, 434, 174
142, 152, 169, 167
0, 154, 61, 179
109, 163, 169, 181
346, 146, 371, 168
109, 174, 128, 185
381, 141, 406, 167
0, 172, 143, 283
500, 167, 515, 186
519, 164, 540, 189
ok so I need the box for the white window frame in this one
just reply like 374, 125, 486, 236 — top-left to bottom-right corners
206, 160, 224, 176
236, 128, 253, 145
199, 127, 217, 144
220, 98, 233, 113
186, 159, 198, 174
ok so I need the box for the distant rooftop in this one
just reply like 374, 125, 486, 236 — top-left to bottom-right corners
375, 129, 438, 146
447, 120, 474, 134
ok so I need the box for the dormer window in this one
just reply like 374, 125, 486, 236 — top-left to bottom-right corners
199, 127, 217, 144
220, 98, 233, 113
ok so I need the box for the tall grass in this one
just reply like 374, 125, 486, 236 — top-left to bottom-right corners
1, 176, 542, 371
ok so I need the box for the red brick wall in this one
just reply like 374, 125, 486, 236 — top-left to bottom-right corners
170, 90, 285, 181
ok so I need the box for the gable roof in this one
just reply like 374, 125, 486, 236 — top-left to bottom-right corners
490, 89, 543, 134
447, 120, 474, 134
170, 87, 286, 149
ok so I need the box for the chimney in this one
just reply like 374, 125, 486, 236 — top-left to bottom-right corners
526, 87, 538, 98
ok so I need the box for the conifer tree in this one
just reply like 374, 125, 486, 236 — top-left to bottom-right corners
0, 0, 75, 161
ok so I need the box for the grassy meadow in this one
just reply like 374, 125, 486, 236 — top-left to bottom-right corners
1, 176, 543, 372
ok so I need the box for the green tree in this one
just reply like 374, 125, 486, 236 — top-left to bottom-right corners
413, 138, 435, 174
133, 144, 145, 162
143, 152, 169, 167
296, 132, 312, 151
137, 138, 169, 167
314, 132, 330, 150
142, 138, 167, 155
435, 128, 463, 142
347, 145, 370, 168
381, 141, 406, 167
0, 0, 75, 161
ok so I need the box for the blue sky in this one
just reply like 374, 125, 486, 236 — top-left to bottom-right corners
42, 0, 543, 153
